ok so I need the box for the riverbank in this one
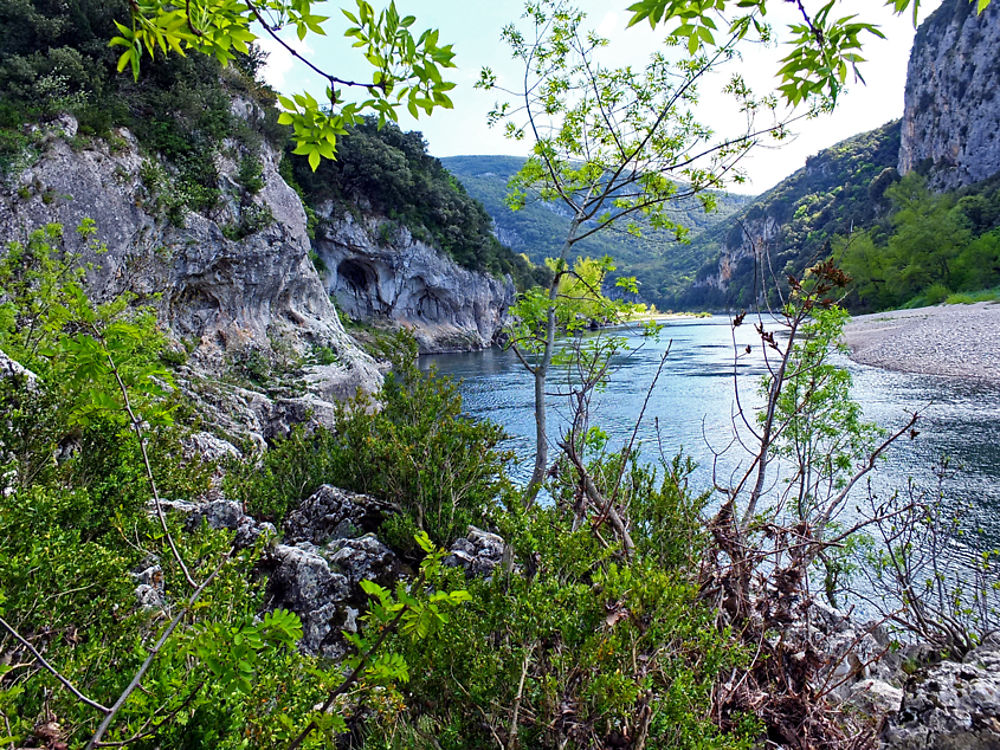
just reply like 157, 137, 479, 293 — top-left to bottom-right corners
843, 301, 1000, 383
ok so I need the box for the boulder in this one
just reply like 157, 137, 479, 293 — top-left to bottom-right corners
882, 638, 1000, 749
283, 484, 399, 545
183, 498, 275, 550
0, 349, 38, 388
446, 526, 506, 577
131, 562, 165, 610
262, 542, 353, 658
182, 431, 242, 463
325, 534, 401, 588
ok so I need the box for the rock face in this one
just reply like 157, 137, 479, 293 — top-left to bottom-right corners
694, 214, 779, 306
678, 122, 901, 309
882, 638, 1000, 749
313, 212, 515, 353
899, 0, 1000, 189
0, 114, 381, 440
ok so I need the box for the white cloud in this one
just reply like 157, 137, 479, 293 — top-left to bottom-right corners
257, 33, 314, 93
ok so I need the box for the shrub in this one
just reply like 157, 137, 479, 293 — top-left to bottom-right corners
360, 455, 756, 750
229, 334, 513, 550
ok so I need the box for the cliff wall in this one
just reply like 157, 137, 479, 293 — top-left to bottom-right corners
0, 114, 382, 441
314, 211, 515, 353
899, 0, 1000, 189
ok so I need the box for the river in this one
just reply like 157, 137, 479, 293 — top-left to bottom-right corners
421, 316, 1000, 549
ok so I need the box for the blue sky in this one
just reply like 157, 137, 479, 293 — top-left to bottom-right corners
260, 0, 943, 194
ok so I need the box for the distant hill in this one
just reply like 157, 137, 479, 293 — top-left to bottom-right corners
441, 155, 752, 308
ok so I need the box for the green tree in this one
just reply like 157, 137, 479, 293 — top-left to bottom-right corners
481, 0, 784, 504
885, 174, 970, 297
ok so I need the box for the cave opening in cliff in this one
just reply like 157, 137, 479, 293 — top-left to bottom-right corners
338, 259, 375, 296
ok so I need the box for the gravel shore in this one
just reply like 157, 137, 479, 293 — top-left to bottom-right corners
842, 302, 1000, 383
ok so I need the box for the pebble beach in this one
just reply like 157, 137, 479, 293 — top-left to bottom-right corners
842, 302, 1000, 383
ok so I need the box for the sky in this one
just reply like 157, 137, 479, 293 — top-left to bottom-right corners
259, 0, 944, 195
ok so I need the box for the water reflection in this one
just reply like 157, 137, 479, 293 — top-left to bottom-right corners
422, 316, 1000, 547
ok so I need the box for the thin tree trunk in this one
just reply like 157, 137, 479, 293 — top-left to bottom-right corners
523, 220, 579, 506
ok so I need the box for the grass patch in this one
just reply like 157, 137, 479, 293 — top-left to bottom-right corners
945, 287, 1000, 304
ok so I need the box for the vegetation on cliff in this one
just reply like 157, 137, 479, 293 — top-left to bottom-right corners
287, 121, 546, 288
673, 121, 902, 310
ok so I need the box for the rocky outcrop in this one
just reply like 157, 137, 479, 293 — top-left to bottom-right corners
0, 114, 381, 441
882, 638, 1000, 749
313, 212, 515, 353
283, 484, 400, 545
0, 348, 37, 388
264, 484, 406, 658
446, 526, 507, 577
899, 0, 1000, 189
695, 214, 779, 305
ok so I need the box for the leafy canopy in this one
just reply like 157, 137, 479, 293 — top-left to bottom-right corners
625, 0, 993, 105
113, 0, 457, 168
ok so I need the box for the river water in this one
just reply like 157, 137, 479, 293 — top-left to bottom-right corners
421, 316, 1000, 548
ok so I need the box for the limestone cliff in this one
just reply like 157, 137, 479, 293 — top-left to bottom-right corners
899, 0, 1000, 189
0, 114, 382, 442
313, 211, 515, 353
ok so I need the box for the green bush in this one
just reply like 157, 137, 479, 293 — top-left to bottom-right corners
229, 334, 513, 549
923, 282, 952, 305
360, 455, 756, 750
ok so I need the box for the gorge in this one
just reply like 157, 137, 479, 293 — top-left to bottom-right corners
1, 0, 999, 748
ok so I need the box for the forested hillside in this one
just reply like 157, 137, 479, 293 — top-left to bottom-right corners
836, 172, 1000, 310
442, 155, 752, 306
673, 121, 902, 309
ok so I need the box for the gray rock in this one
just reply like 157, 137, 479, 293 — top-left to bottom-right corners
315, 213, 515, 353
782, 600, 898, 703
899, 1, 1000, 189
182, 431, 241, 463
156, 498, 200, 515
446, 526, 506, 577
186, 499, 245, 531
183, 498, 274, 549
326, 534, 401, 588
134, 583, 165, 610
0, 349, 38, 388
848, 678, 904, 716
882, 639, 1000, 749
283, 484, 399, 545
131, 563, 165, 610
263, 542, 352, 658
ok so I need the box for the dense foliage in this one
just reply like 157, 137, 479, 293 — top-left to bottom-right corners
835, 172, 1000, 309
288, 121, 546, 288
228, 333, 514, 553
0, 228, 482, 748
0, 0, 283, 217
0, 223, 756, 748
673, 121, 901, 309
361, 456, 757, 750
